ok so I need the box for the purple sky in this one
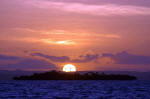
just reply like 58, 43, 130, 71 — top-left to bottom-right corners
0, 0, 150, 71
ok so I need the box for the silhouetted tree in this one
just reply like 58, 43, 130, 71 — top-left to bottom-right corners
13, 70, 137, 80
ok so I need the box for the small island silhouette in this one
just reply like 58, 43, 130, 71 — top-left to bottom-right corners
13, 70, 137, 80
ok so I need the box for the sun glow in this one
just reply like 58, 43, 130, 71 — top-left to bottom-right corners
42, 39, 76, 45
56, 40, 76, 45
56, 41, 68, 44
63, 64, 76, 72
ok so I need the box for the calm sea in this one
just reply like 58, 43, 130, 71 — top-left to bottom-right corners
0, 80, 150, 99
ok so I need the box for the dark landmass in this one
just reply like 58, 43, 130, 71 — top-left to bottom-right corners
13, 70, 136, 80
1, 70, 150, 80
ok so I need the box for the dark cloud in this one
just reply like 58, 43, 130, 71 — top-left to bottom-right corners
30, 53, 99, 63
102, 51, 150, 65
0, 54, 20, 60
0, 54, 57, 70
31, 53, 70, 62
1, 58, 57, 70
71, 54, 99, 63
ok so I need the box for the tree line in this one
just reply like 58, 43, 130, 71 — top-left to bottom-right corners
13, 70, 137, 80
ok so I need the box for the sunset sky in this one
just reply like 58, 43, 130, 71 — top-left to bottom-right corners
0, 0, 150, 71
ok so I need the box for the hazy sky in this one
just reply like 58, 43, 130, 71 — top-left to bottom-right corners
0, 0, 150, 71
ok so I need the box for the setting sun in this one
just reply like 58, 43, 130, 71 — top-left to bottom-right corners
63, 64, 76, 72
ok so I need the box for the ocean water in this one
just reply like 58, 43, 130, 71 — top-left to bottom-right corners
0, 80, 150, 99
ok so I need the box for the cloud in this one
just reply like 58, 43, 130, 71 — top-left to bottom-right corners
102, 51, 150, 65
0, 54, 57, 70
31, 53, 70, 62
26, 0, 150, 16
0, 54, 20, 60
30, 53, 98, 63
13, 27, 121, 39
31, 51, 150, 64
71, 54, 99, 63
1, 58, 57, 70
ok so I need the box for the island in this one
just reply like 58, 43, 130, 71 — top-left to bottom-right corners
13, 70, 137, 80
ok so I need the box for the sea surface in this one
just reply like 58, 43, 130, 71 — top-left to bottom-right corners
0, 80, 150, 99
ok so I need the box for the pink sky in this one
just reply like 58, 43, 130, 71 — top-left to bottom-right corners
0, 0, 150, 71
